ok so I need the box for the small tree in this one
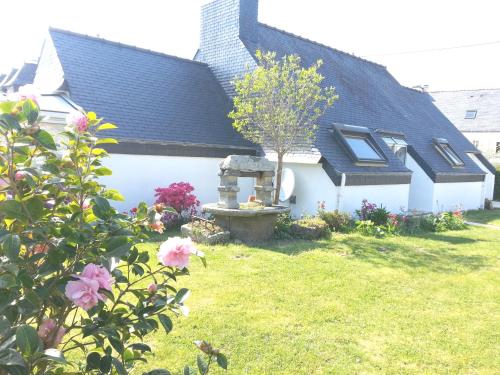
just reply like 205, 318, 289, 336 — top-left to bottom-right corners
229, 50, 338, 204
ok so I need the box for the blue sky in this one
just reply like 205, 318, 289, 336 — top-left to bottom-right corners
2, 0, 500, 91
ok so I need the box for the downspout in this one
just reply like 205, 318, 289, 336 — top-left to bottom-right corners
336, 173, 346, 212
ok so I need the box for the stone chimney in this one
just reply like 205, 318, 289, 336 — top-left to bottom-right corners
197, 0, 259, 95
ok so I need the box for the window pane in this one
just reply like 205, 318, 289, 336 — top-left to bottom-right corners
395, 146, 407, 164
382, 137, 395, 145
441, 144, 463, 165
345, 137, 382, 160
465, 110, 477, 119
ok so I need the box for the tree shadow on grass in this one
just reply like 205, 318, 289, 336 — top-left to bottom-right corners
253, 233, 489, 273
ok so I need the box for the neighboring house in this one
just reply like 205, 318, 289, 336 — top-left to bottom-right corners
431, 89, 500, 166
20, 0, 496, 215
0, 62, 38, 93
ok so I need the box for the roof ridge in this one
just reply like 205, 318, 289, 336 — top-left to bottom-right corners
48, 27, 207, 67
430, 88, 500, 93
257, 22, 387, 69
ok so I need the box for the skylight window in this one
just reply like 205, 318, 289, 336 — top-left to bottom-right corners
332, 124, 387, 165
465, 110, 477, 119
382, 136, 408, 164
434, 138, 464, 167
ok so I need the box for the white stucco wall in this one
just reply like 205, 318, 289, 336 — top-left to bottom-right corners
432, 181, 483, 212
100, 154, 254, 211
280, 162, 410, 217
406, 154, 435, 211
463, 132, 500, 165
467, 153, 495, 201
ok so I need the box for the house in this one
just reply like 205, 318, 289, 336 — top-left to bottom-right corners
0, 62, 38, 93
430, 89, 500, 166
21, 0, 496, 215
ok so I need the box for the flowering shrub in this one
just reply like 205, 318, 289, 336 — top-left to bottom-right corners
0, 95, 225, 374
155, 182, 200, 227
420, 210, 466, 232
356, 199, 390, 226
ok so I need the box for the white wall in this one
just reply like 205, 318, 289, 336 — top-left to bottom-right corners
464, 132, 500, 165
432, 182, 483, 212
341, 184, 410, 214
468, 153, 495, 201
280, 162, 410, 217
407, 154, 434, 211
101, 154, 254, 211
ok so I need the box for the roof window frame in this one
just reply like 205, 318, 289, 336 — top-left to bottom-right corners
464, 110, 477, 119
433, 138, 465, 167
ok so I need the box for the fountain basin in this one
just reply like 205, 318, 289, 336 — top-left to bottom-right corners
202, 203, 290, 242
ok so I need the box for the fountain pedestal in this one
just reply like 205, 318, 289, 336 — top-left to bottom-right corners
202, 203, 290, 242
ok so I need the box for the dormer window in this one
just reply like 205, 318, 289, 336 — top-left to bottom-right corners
332, 124, 387, 165
465, 110, 477, 119
434, 138, 464, 167
382, 135, 408, 164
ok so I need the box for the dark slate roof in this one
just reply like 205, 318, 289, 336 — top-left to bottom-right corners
430, 89, 500, 132
0, 68, 18, 88
1, 63, 37, 89
48, 28, 253, 149
241, 23, 484, 177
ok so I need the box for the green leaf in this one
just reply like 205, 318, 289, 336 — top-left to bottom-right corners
22, 99, 39, 125
94, 167, 113, 176
197, 355, 209, 375
0, 200, 28, 223
112, 358, 127, 375
96, 138, 118, 145
26, 197, 44, 220
108, 336, 124, 354
136, 202, 148, 220
32, 129, 57, 150
86, 352, 101, 370
0, 114, 21, 131
0, 101, 16, 114
129, 343, 151, 352
97, 123, 118, 131
92, 196, 112, 219
103, 189, 124, 201
100, 355, 112, 373
15, 325, 42, 355
0, 349, 26, 374
0, 274, 16, 289
1, 234, 21, 260
216, 353, 228, 369
158, 314, 173, 334
174, 288, 191, 304
183, 366, 196, 375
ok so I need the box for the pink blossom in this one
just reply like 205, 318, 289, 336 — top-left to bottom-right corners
158, 237, 197, 269
0, 178, 9, 190
65, 277, 104, 310
66, 111, 88, 133
31, 243, 49, 255
14, 171, 26, 181
80, 263, 114, 291
38, 319, 65, 348
148, 283, 157, 293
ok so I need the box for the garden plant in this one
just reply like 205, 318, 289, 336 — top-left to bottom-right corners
0, 93, 226, 374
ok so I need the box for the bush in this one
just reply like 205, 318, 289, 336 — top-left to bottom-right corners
356, 199, 390, 226
0, 94, 225, 374
274, 213, 294, 239
421, 210, 466, 232
290, 217, 331, 240
155, 182, 200, 227
495, 168, 500, 200
319, 210, 353, 232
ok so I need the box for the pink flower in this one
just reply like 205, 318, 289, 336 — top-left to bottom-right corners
14, 171, 26, 181
0, 178, 9, 190
148, 283, 157, 293
80, 263, 114, 291
65, 277, 104, 310
31, 243, 49, 255
66, 111, 88, 133
158, 237, 197, 269
38, 319, 65, 348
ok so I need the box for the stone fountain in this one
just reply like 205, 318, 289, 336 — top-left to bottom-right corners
202, 155, 290, 241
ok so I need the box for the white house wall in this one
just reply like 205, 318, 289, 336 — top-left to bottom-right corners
467, 153, 495, 201
406, 154, 434, 211
101, 154, 254, 211
341, 184, 410, 214
463, 132, 500, 165
432, 182, 483, 212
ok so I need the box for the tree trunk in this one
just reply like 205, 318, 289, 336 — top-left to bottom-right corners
273, 153, 284, 205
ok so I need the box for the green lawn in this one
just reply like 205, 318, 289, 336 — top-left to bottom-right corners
136, 219, 500, 374
465, 209, 500, 226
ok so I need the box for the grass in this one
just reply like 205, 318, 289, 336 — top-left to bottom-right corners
136, 215, 500, 374
465, 209, 500, 226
